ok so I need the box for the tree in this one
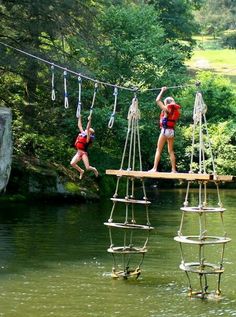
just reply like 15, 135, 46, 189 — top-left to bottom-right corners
145, 0, 202, 42
81, 3, 192, 168
91, 4, 190, 89
194, 0, 236, 37
0, 0, 107, 165
0, 0, 102, 103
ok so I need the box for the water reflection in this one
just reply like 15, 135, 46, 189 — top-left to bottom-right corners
0, 189, 235, 317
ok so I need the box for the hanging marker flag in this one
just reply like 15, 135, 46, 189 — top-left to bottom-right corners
63, 69, 69, 109
76, 76, 82, 118
108, 87, 118, 129
51, 64, 56, 101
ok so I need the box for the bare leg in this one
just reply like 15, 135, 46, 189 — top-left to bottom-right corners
70, 152, 84, 179
82, 154, 98, 177
149, 134, 167, 171
167, 137, 176, 172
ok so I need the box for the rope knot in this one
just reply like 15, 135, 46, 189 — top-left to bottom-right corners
127, 97, 140, 121
193, 92, 207, 123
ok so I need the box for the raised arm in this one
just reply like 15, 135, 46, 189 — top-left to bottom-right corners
85, 116, 92, 142
156, 86, 167, 111
77, 116, 83, 133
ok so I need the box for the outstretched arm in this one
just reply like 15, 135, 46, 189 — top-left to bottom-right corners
156, 86, 167, 111
86, 116, 92, 142
78, 116, 83, 133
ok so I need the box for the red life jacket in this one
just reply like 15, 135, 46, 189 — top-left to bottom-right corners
159, 103, 181, 129
74, 132, 94, 151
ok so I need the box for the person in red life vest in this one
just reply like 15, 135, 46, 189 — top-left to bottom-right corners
70, 115, 98, 179
149, 86, 180, 173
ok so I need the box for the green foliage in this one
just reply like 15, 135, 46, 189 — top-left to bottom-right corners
209, 121, 236, 174
147, 0, 200, 42
221, 30, 236, 49
15, 132, 70, 163
1, 0, 236, 187
94, 3, 189, 88
194, 0, 236, 37
178, 71, 236, 125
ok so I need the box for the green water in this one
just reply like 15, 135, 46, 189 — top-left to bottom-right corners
0, 189, 236, 317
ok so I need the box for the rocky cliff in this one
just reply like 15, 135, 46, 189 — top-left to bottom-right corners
0, 107, 12, 193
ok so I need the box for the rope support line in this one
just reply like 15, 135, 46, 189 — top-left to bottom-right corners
108, 87, 118, 129
51, 64, 56, 101
143, 83, 197, 92
0, 40, 199, 93
76, 76, 82, 118
89, 82, 98, 118
63, 69, 69, 109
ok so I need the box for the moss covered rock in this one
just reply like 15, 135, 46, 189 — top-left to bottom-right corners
5, 156, 100, 202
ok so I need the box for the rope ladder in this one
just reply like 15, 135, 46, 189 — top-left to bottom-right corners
104, 96, 154, 279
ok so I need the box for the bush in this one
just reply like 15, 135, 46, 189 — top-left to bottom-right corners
221, 30, 236, 49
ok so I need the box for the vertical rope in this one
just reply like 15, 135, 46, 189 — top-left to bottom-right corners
132, 119, 137, 170
178, 212, 185, 236
120, 121, 131, 169
136, 119, 142, 171
125, 203, 129, 223
198, 99, 203, 174
145, 204, 151, 226
216, 182, 223, 208
89, 82, 98, 118
131, 203, 135, 223
113, 177, 121, 198
108, 87, 118, 128
128, 118, 134, 170
63, 69, 69, 109
108, 227, 113, 248
108, 202, 116, 222
51, 64, 56, 101
203, 182, 207, 207
76, 76, 82, 118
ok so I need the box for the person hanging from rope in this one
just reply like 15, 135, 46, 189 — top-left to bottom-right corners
70, 115, 98, 179
149, 86, 181, 173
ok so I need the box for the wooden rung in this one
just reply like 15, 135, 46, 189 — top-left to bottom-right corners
213, 174, 235, 182
107, 246, 147, 254
174, 235, 231, 245
104, 222, 154, 230
110, 198, 151, 204
106, 169, 235, 182
179, 262, 224, 274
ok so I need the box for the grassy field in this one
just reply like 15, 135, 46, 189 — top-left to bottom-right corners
186, 44, 236, 89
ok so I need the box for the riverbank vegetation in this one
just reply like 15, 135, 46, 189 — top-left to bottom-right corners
0, 0, 236, 198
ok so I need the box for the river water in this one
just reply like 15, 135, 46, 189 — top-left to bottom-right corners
0, 188, 235, 317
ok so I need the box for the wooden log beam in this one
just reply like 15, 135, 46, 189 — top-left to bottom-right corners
105, 169, 235, 182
